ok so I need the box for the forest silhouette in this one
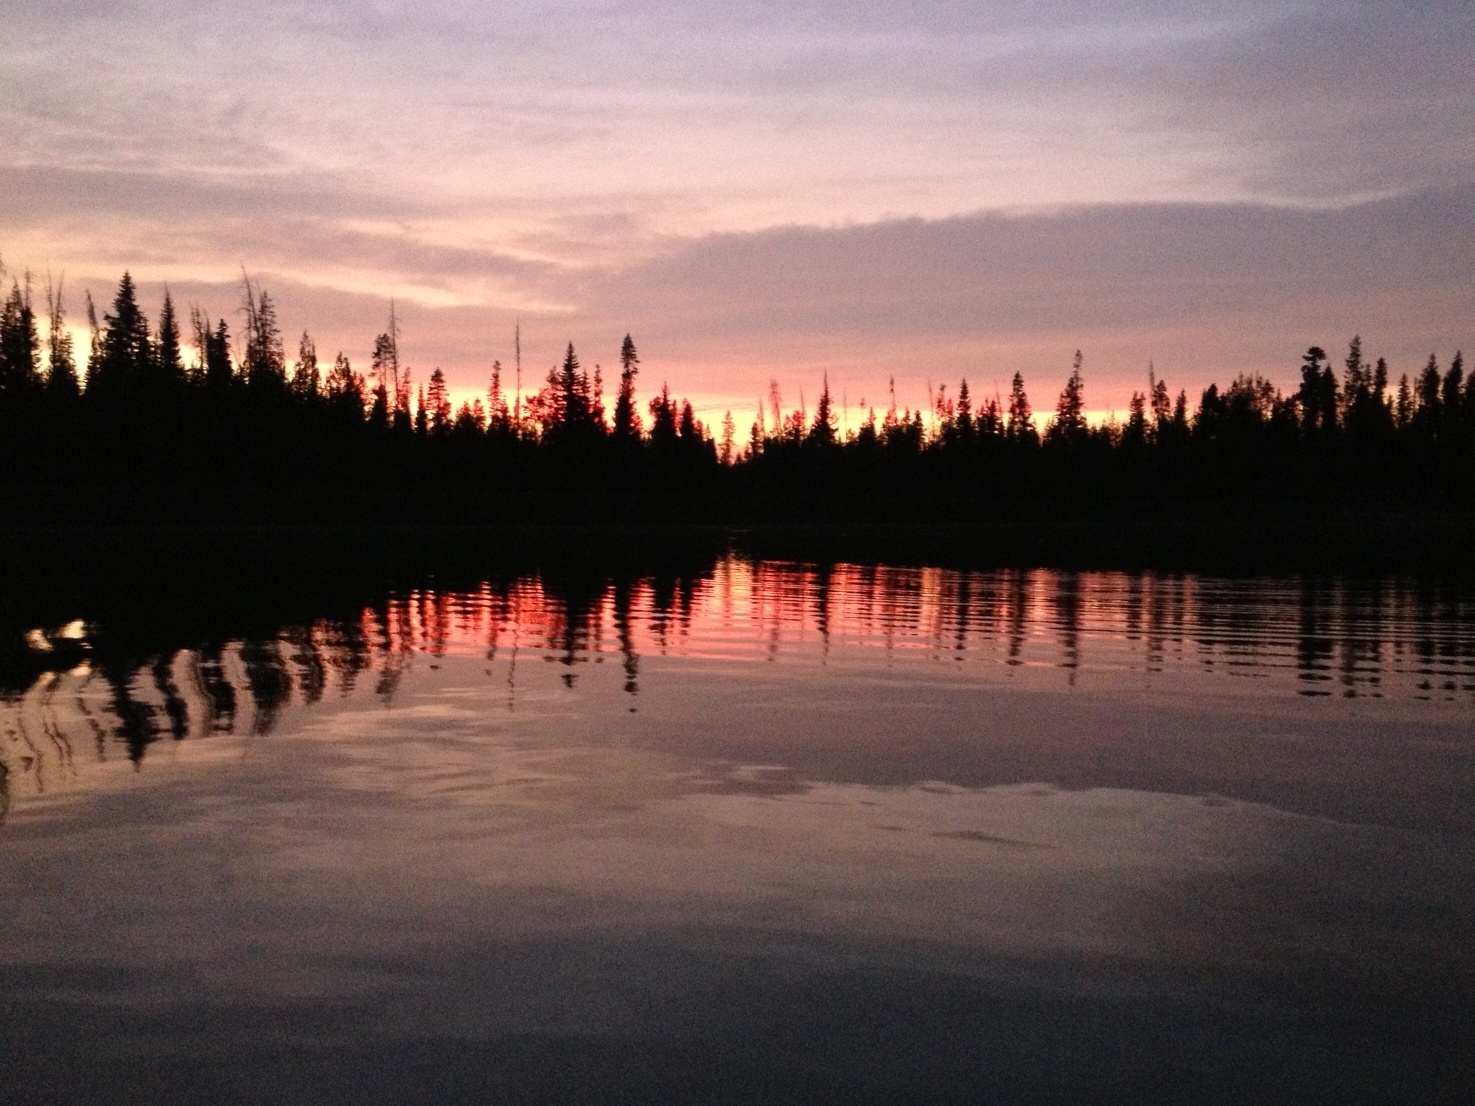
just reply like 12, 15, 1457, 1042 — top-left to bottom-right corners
1, 268, 1473, 511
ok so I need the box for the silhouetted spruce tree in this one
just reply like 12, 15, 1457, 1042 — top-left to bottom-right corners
1341, 335, 1367, 420
155, 290, 184, 383
204, 320, 233, 392
557, 342, 591, 430
0, 277, 40, 396
1006, 372, 1036, 443
44, 275, 79, 403
369, 333, 395, 428
96, 272, 152, 396
291, 332, 320, 400
1123, 390, 1148, 450
426, 367, 450, 433
1414, 355, 1442, 438
1395, 374, 1413, 430
83, 290, 104, 387
807, 373, 836, 446
241, 280, 286, 390
1297, 346, 1323, 433
528, 364, 564, 436
1045, 350, 1087, 447
325, 352, 365, 419
414, 384, 429, 435
1443, 353, 1464, 418
487, 360, 510, 433
977, 393, 1002, 437
720, 410, 736, 464
955, 379, 974, 440
649, 384, 677, 443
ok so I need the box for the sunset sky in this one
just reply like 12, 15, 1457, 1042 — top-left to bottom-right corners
3, 1, 1473, 426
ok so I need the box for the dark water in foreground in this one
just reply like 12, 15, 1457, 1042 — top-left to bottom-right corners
2, 560, 1473, 1104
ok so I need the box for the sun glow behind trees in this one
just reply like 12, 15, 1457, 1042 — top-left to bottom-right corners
1, 266, 1473, 505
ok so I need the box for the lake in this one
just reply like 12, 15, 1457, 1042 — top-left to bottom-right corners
2, 556, 1472, 1104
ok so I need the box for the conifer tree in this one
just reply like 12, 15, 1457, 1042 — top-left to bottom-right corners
291, 331, 320, 399
370, 333, 396, 427
325, 352, 364, 417
1124, 390, 1148, 448
242, 282, 285, 389
1006, 372, 1036, 442
487, 360, 511, 431
1297, 347, 1330, 434
156, 290, 184, 382
84, 290, 104, 388
205, 320, 233, 391
427, 367, 450, 432
955, 379, 974, 438
1415, 355, 1443, 436
807, 373, 836, 446
1047, 350, 1087, 445
720, 410, 736, 464
557, 342, 590, 430
98, 272, 152, 393
1342, 335, 1367, 417
649, 384, 677, 443
0, 277, 41, 395
44, 274, 78, 402
1395, 374, 1413, 429
610, 336, 640, 439
1443, 353, 1464, 416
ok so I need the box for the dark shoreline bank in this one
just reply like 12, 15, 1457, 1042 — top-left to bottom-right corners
2, 487, 1473, 584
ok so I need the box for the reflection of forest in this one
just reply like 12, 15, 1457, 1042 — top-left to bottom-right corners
3, 561, 1472, 816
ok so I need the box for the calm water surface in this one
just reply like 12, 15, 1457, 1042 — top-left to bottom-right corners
2, 560, 1473, 1104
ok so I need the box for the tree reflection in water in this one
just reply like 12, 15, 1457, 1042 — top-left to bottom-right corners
2, 559, 1473, 818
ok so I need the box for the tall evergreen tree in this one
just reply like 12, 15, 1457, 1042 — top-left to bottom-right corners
1341, 335, 1367, 417
369, 333, 396, 427
1297, 346, 1329, 434
1006, 372, 1036, 442
955, 379, 974, 439
720, 410, 736, 464
614, 334, 640, 440
291, 331, 320, 399
205, 320, 233, 391
807, 373, 836, 446
1149, 365, 1172, 439
325, 351, 364, 417
153, 289, 184, 384
0, 277, 41, 395
1395, 374, 1414, 429
1124, 390, 1148, 448
558, 342, 589, 429
1442, 353, 1464, 418
487, 359, 512, 432
1415, 355, 1443, 436
44, 274, 78, 402
84, 290, 104, 388
1046, 350, 1087, 445
427, 367, 451, 432
649, 384, 678, 444
241, 279, 285, 389
98, 272, 152, 394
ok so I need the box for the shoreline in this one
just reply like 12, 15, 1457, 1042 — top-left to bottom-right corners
1, 494, 1472, 580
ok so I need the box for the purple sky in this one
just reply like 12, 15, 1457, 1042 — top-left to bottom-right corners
3, 1, 1473, 424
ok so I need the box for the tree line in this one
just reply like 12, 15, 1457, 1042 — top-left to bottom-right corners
1, 267, 1472, 505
